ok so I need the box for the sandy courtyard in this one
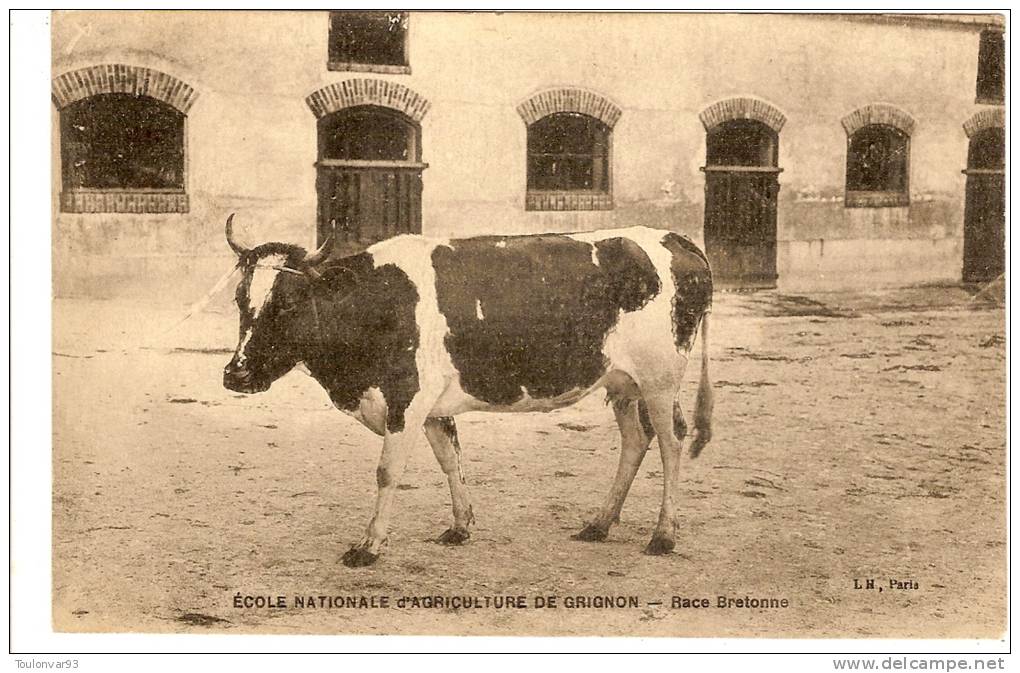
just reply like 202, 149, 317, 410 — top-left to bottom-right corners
50, 286, 1006, 638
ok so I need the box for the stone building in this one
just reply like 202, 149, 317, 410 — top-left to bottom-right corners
51, 11, 1006, 302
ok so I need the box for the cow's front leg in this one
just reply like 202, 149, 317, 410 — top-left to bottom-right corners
424, 417, 474, 544
341, 427, 419, 568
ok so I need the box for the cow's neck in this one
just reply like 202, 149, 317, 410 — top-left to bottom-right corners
282, 255, 421, 429
293, 287, 338, 365
292, 283, 366, 409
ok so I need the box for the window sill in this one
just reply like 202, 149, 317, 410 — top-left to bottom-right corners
61, 190, 189, 214
844, 191, 909, 208
975, 96, 1005, 106
316, 159, 428, 170
327, 61, 411, 75
526, 191, 613, 212
962, 169, 1005, 176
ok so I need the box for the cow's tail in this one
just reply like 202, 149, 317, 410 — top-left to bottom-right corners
688, 311, 713, 459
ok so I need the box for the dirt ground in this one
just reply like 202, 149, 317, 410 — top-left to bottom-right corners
50, 284, 1006, 639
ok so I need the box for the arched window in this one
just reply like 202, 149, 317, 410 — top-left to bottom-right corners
61, 93, 185, 192
845, 124, 910, 207
53, 65, 194, 213
517, 88, 620, 211
525, 113, 612, 211
527, 112, 610, 193
841, 104, 914, 208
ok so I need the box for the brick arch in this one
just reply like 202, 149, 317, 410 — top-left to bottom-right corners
516, 88, 622, 128
699, 97, 787, 134
51, 64, 198, 113
305, 79, 431, 122
963, 108, 1005, 138
841, 104, 916, 137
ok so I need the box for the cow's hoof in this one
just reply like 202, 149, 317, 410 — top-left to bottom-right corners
341, 546, 379, 567
436, 527, 471, 545
571, 523, 609, 542
689, 433, 710, 459
643, 534, 676, 555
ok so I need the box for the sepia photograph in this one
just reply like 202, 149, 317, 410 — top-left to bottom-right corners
34, 9, 1008, 644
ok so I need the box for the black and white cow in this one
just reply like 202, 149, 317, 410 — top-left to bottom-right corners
222, 214, 714, 567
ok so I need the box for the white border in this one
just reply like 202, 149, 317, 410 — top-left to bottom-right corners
10, 4, 1012, 662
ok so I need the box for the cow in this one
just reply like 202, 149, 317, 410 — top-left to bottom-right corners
221, 214, 714, 567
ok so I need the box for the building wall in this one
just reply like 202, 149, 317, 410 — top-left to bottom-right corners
51, 11, 1002, 302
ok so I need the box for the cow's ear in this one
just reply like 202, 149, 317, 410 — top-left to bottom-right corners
332, 266, 360, 286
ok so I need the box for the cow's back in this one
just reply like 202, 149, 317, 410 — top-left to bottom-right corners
429, 233, 662, 406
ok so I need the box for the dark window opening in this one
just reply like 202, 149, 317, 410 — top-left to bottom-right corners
976, 30, 1005, 104
706, 119, 778, 167
845, 124, 909, 205
328, 11, 408, 69
60, 93, 184, 191
318, 106, 418, 162
968, 127, 1005, 171
527, 112, 610, 192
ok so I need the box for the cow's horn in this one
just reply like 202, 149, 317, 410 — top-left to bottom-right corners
225, 213, 249, 257
303, 233, 335, 266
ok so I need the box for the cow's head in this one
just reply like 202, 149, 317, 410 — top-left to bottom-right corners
222, 214, 333, 394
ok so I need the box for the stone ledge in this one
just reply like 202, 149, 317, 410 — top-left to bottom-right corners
52, 65, 198, 113
327, 62, 411, 75
306, 79, 430, 121
699, 97, 787, 133
60, 191, 189, 214
844, 191, 909, 208
841, 104, 916, 136
517, 89, 622, 128
525, 191, 613, 212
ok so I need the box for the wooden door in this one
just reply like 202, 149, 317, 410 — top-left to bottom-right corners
316, 105, 425, 248
962, 127, 1005, 282
316, 163, 423, 245
702, 120, 781, 288
703, 168, 781, 287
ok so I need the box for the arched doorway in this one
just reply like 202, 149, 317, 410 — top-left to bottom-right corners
962, 126, 1005, 282
701, 118, 782, 288
315, 104, 425, 247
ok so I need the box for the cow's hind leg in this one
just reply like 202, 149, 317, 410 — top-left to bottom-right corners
642, 388, 686, 555
573, 398, 653, 542
424, 417, 475, 545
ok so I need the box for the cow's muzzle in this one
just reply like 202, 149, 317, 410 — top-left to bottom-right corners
223, 361, 269, 394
